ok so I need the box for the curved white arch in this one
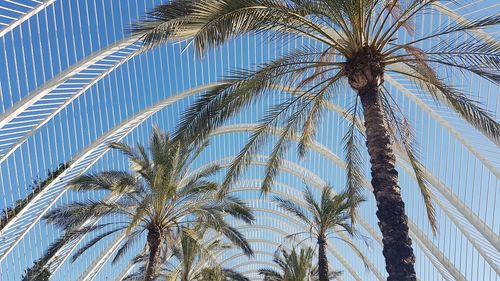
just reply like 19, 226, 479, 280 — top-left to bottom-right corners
0, 36, 141, 163
0, 0, 56, 38
74, 227, 126, 281
230, 259, 277, 273
192, 156, 466, 281
225, 214, 370, 281
0, 42, 495, 256
210, 124, 499, 261
218, 234, 351, 281
75, 181, 362, 281
9, 84, 474, 278
0, 83, 224, 263
229, 186, 444, 281
3, 84, 492, 278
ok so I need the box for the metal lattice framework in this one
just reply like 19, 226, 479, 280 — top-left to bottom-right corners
0, 0, 498, 280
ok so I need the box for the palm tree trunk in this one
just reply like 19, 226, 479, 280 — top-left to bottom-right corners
145, 229, 161, 281
181, 272, 189, 281
358, 86, 417, 281
317, 235, 329, 281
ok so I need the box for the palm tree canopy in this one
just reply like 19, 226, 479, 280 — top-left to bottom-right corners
132, 0, 500, 234
259, 247, 342, 281
161, 232, 249, 281
274, 185, 369, 268
43, 127, 254, 269
275, 186, 358, 238
120, 231, 250, 281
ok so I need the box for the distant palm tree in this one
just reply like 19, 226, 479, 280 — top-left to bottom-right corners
274, 185, 366, 281
164, 232, 250, 281
123, 231, 250, 281
44, 127, 254, 281
259, 247, 341, 281
132, 1, 499, 279
197, 267, 249, 281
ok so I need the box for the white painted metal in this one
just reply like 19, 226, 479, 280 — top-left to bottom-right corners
0, 83, 224, 263
0, 0, 56, 38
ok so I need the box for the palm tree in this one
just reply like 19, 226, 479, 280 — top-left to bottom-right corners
132, 1, 499, 279
164, 231, 250, 281
198, 268, 249, 281
123, 231, 250, 281
274, 185, 366, 281
43, 127, 254, 281
259, 247, 341, 281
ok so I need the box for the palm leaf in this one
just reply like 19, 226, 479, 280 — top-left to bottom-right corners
381, 90, 437, 234
342, 97, 365, 225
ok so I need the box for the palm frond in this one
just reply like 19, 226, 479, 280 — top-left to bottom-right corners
68, 172, 137, 194
273, 196, 311, 225
174, 46, 339, 146
110, 142, 151, 174
218, 224, 254, 256
216, 196, 255, 224
258, 268, 282, 281
389, 43, 500, 85
297, 71, 343, 158
222, 268, 250, 281
400, 62, 500, 144
342, 97, 365, 225
132, 0, 344, 55
43, 201, 128, 230
71, 227, 125, 262
389, 13, 500, 54
179, 163, 222, 190
112, 229, 144, 264
381, 90, 437, 234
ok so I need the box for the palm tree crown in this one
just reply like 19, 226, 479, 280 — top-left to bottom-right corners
274, 185, 366, 281
164, 232, 250, 281
132, 1, 499, 279
44, 127, 254, 281
259, 246, 341, 281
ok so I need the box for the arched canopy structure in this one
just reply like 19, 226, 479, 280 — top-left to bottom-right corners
0, 1, 498, 281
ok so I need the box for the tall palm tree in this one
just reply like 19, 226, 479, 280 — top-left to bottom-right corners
132, 1, 499, 279
259, 247, 341, 281
43, 127, 254, 281
274, 185, 366, 281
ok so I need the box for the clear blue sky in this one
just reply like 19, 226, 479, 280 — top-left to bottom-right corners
0, 1, 498, 280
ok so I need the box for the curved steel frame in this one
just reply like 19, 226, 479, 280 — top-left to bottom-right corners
76, 155, 462, 281
0, 36, 142, 163
0, 0, 56, 38
0, 83, 224, 263
218, 228, 354, 281
211, 125, 499, 270
0, 14, 496, 263
3, 86, 485, 279
0, 1, 498, 279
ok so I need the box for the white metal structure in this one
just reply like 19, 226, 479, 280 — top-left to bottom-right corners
0, 1, 498, 280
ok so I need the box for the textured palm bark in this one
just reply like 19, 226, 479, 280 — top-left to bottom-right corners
359, 86, 417, 281
145, 229, 161, 281
317, 236, 329, 281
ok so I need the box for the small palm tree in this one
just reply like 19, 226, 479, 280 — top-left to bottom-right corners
274, 185, 365, 281
123, 231, 250, 281
164, 231, 249, 281
44, 127, 254, 281
132, 1, 499, 279
259, 247, 341, 281
197, 267, 249, 281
